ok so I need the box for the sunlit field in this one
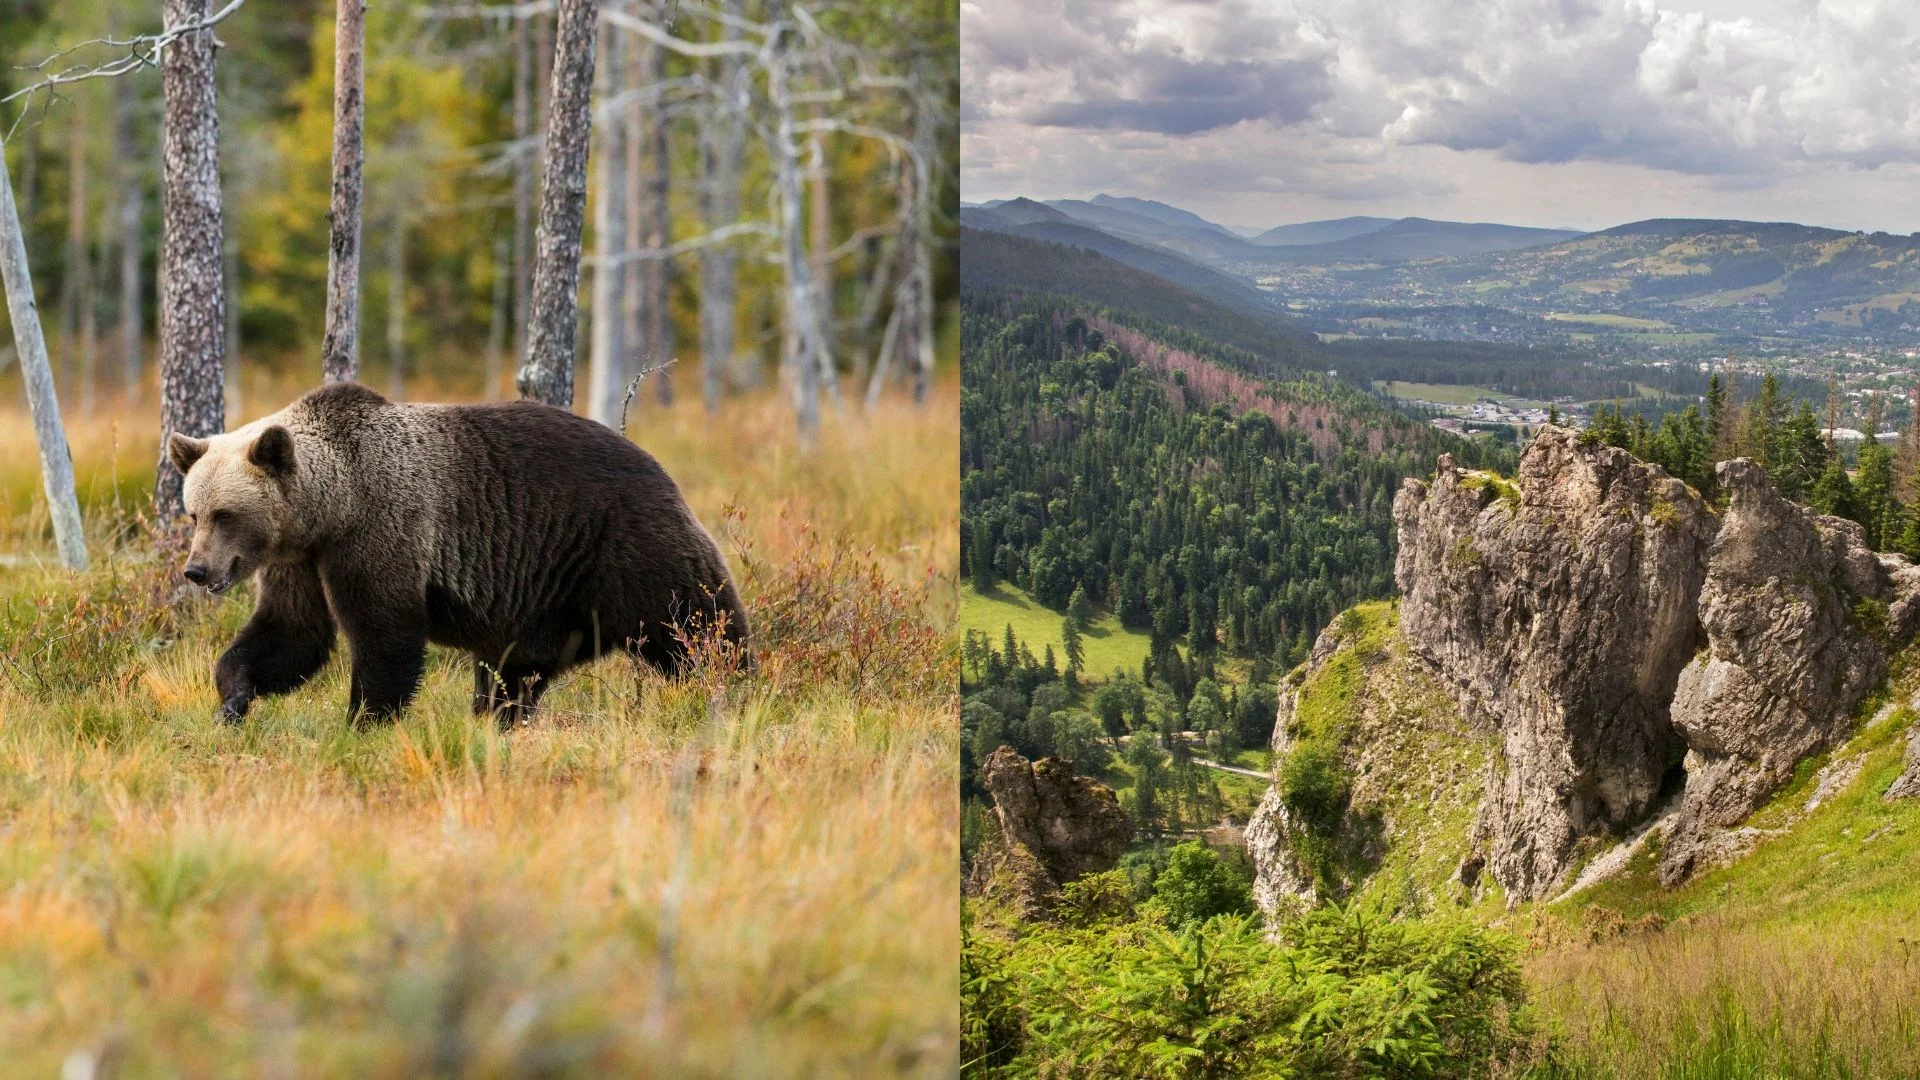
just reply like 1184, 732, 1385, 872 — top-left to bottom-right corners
0, 372, 959, 1076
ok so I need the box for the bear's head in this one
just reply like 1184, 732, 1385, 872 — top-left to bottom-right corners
169, 425, 299, 594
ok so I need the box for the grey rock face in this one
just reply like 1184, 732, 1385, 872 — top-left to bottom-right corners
967, 747, 1131, 916
1885, 726, 1920, 801
1393, 429, 1716, 900
1660, 459, 1920, 882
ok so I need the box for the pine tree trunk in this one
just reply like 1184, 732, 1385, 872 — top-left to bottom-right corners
586, 20, 627, 427
0, 131, 89, 568
512, 7, 534, 380
116, 72, 143, 396
321, 0, 367, 383
156, 0, 228, 526
697, 2, 742, 413
517, 0, 599, 408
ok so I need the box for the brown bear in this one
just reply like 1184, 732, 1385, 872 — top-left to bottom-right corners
168, 382, 748, 726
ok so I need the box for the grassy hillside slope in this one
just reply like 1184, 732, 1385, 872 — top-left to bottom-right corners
1271, 598, 1920, 1077
0, 384, 960, 1076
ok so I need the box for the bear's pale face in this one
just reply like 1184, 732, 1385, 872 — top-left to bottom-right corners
170, 425, 298, 594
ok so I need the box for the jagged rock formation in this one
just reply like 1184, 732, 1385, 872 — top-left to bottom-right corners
1392, 429, 1716, 900
1660, 460, 1920, 882
1251, 432, 1920, 906
966, 747, 1130, 917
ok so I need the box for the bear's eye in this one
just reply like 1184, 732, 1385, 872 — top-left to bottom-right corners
209, 509, 231, 526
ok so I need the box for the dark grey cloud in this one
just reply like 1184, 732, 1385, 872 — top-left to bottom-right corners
1026, 57, 1330, 135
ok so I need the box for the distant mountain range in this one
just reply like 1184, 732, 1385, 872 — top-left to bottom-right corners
960, 194, 1920, 339
962, 196, 1583, 265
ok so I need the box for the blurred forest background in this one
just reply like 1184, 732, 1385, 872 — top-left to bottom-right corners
0, 0, 956, 423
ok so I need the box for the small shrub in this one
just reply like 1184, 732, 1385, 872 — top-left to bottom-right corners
1152, 841, 1253, 927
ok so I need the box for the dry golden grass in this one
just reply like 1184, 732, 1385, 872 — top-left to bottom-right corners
0, 375, 959, 1076
1528, 914, 1920, 1078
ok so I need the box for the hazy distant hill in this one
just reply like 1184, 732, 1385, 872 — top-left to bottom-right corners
1438, 217, 1920, 321
1254, 217, 1584, 263
959, 228, 1321, 363
987, 197, 1074, 226
1086, 193, 1240, 238
1250, 216, 1396, 247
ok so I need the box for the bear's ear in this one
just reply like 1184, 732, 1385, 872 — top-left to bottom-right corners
248, 425, 297, 477
168, 433, 210, 474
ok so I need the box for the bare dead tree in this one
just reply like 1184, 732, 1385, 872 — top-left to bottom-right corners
517, 0, 599, 407
698, 0, 744, 412
512, 6, 535, 381
155, 0, 229, 526
322, 0, 368, 383
621, 25, 646, 418
768, 24, 826, 440
114, 69, 142, 395
586, 17, 628, 426
0, 137, 88, 568
638, 25, 673, 406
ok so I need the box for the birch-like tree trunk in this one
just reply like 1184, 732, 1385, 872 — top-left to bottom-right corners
639, 31, 673, 406
115, 71, 143, 395
517, 0, 599, 408
769, 31, 824, 439
0, 136, 89, 569
321, 0, 367, 383
621, 27, 645, 412
806, 119, 839, 408
156, 0, 228, 526
511, 6, 534, 383
586, 20, 626, 427
698, 0, 743, 413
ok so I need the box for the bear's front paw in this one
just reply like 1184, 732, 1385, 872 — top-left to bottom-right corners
217, 693, 252, 724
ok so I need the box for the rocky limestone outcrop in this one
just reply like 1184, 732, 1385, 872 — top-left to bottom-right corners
1659, 459, 1920, 882
1392, 428, 1717, 900
966, 747, 1130, 917
1885, 725, 1920, 800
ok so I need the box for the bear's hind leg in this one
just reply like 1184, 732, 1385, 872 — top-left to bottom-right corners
214, 562, 336, 722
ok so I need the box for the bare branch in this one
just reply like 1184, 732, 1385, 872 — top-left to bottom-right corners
3, 0, 249, 114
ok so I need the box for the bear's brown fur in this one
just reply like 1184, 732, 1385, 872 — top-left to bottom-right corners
169, 382, 748, 725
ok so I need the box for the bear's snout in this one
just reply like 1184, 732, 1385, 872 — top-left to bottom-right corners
182, 563, 209, 586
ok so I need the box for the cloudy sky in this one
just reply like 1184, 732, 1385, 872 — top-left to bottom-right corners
961, 0, 1920, 233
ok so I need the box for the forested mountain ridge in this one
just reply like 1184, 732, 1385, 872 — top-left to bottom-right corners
959, 227, 1320, 363
960, 288, 1512, 667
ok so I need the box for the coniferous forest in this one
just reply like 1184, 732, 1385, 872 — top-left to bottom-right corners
961, 289, 1513, 670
